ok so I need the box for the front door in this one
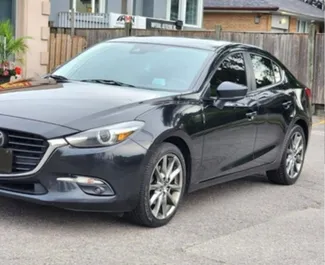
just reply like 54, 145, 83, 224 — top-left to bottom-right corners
200, 52, 258, 181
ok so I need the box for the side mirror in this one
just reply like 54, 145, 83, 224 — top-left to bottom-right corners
216, 81, 248, 101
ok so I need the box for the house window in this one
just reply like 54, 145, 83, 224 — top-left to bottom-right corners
170, 0, 180, 21
167, 0, 203, 27
72, 0, 105, 13
185, 0, 198, 25
297, 20, 309, 33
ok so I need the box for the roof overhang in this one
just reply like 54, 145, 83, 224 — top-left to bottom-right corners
204, 6, 279, 12
204, 9, 272, 14
204, 7, 324, 21
276, 9, 324, 22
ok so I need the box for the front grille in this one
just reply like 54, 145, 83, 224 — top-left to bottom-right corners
3, 129, 49, 174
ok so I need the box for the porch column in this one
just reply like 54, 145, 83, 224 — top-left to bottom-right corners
15, 0, 50, 78
91, 0, 96, 13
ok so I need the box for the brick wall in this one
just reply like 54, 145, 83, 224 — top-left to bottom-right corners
289, 17, 297, 32
203, 13, 272, 31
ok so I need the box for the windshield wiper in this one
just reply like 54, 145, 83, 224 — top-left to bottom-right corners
80, 79, 135, 88
44, 74, 69, 82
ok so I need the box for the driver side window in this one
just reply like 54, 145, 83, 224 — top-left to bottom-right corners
209, 53, 247, 97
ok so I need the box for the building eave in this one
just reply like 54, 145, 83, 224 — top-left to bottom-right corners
203, 6, 324, 22
276, 9, 325, 22
204, 9, 272, 14
204, 6, 279, 11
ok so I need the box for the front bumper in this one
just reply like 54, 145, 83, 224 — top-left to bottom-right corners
0, 138, 148, 212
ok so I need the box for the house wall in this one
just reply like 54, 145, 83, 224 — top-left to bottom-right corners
50, 0, 202, 29
133, 0, 144, 16
106, 0, 124, 13
289, 17, 297, 32
152, 0, 168, 19
203, 13, 271, 31
142, 0, 154, 17
139, 0, 167, 19
16, 0, 50, 77
203, 12, 323, 33
50, 0, 69, 26
50, 0, 145, 21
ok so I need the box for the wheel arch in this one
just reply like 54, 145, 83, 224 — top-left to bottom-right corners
163, 136, 192, 192
294, 118, 310, 145
146, 129, 194, 193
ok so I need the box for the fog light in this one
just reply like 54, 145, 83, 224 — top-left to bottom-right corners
94, 186, 106, 195
57, 176, 115, 196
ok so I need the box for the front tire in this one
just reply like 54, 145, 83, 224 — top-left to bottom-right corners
129, 142, 186, 227
267, 125, 306, 185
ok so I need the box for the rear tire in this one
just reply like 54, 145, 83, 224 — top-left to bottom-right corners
267, 125, 306, 185
128, 142, 186, 227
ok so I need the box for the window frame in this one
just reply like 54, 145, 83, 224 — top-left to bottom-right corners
201, 50, 252, 99
297, 19, 309, 33
246, 51, 285, 93
72, 0, 106, 13
166, 0, 203, 28
272, 61, 282, 83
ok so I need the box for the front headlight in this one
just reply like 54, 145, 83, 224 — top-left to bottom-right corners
65, 121, 145, 148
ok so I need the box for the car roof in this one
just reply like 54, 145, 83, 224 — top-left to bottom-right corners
108, 36, 260, 51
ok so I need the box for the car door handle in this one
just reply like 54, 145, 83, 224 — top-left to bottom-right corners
282, 101, 292, 109
246, 111, 257, 120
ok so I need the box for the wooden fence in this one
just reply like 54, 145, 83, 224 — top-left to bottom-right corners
48, 33, 87, 73
313, 34, 324, 105
48, 28, 324, 105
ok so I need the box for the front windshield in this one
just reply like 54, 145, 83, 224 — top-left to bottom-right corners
53, 41, 212, 92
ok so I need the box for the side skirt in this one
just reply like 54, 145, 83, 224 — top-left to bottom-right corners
187, 160, 281, 193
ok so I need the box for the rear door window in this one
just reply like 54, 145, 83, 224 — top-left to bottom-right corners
272, 62, 282, 83
250, 54, 275, 89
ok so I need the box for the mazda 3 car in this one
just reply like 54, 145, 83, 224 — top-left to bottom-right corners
0, 37, 312, 227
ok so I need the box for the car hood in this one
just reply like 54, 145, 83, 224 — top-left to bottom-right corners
0, 81, 179, 131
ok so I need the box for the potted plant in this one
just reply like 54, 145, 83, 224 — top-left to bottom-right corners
0, 62, 21, 83
0, 20, 29, 84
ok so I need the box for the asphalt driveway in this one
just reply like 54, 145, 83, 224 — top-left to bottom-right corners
0, 117, 324, 265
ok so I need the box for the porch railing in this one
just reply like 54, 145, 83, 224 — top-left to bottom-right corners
57, 12, 110, 28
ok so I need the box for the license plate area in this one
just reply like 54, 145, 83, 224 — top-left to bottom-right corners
0, 148, 13, 173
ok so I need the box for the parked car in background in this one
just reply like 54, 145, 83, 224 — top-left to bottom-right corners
0, 37, 312, 227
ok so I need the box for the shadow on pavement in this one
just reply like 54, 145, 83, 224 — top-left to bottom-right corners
0, 174, 269, 228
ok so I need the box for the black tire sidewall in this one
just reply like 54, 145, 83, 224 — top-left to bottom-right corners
140, 142, 186, 227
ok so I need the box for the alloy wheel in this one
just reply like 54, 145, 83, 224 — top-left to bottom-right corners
286, 131, 304, 179
149, 154, 183, 220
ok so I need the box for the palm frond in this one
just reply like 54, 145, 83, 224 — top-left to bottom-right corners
0, 19, 31, 62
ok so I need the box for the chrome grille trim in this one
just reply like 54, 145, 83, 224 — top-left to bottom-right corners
0, 138, 67, 177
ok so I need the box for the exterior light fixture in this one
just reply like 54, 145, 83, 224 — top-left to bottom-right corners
254, 14, 261, 24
